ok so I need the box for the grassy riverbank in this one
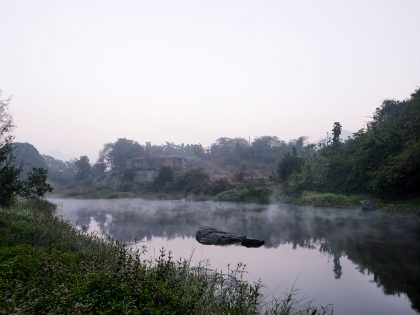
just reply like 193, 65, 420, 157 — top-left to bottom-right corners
53, 181, 273, 204
0, 198, 330, 314
52, 184, 420, 213
284, 191, 420, 212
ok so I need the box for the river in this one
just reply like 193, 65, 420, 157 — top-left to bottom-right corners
50, 198, 420, 315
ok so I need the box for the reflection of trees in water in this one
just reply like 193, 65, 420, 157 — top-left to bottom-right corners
58, 199, 420, 312
333, 255, 342, 279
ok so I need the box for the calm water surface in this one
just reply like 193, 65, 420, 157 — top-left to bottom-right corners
51, 198, 420, 315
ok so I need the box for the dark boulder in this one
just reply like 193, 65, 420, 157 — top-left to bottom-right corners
241, 238, 265, 248
196, 227, 264, 248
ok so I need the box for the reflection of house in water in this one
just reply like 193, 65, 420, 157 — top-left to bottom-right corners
126, 157, 187, 181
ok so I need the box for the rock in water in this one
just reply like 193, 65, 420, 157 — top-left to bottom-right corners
241, 238, 265, 248
196, 226, 264, 248
196, 227, 244, 245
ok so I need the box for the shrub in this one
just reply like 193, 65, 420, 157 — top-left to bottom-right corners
170, 169, 211, 194
153, 167, 174, 188
207, 177, 232, 195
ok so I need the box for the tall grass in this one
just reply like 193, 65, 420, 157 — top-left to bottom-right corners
286, 191, 420, 212
0, 198, 332, 314
299, 191, 365, 208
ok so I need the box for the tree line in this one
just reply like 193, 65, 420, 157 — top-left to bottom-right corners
45, 136, 306, 184
4, 87, 419, 202
278, 88, 420, 199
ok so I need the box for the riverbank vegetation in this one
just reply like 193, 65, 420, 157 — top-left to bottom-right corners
44, 88, 419, 209
0, 198, 331, 314
277, 88, 420, 209
55, 169, 273, 204
282, 191, 420, 212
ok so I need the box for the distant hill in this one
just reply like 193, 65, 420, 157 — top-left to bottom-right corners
10, 142, 77, 184
11, 142, 46, 177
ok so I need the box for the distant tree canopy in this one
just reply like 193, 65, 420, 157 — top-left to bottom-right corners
91, 160, 106, 177
43, 155, 77, 185
210, 137, 250, 164
170, 169, 211, 194
332, 122, 342, 145
74, 155, 91, 180
38, 135, 304, 186
153, 166, 174, 188
144, 142, 205, 159
278, 88, 420, 199
206, 136, 306, 170
85, 135, 305, 178
100, 138, 144, 171
277, 150, 303, 183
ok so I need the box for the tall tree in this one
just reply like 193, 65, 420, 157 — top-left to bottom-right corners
153, 166, 174, 188
100, 138, 144, 171
74, 155, 91, 180
277, 151, 303, 183
20, 168, 53, 197
332, 122, 342, 145
0, 92, 13, 164
0, 93, 19, 206
43, 155, 77, 184
0, 93, 52, 206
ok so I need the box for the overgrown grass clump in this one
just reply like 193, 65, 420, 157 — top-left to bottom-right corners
376, 197, 420, 213
0, 198, 331, 314
298, 192, 366, 208
286, 191, 420, 212
214, 184, 272, 204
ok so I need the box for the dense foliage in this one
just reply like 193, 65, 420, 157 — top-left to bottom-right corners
74, 155, 91, 180
278, 88, 420, 199
42, 154, 77, 185
153, 166, 174, 188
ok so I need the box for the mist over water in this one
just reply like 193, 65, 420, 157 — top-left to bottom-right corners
52, 198, 420, 315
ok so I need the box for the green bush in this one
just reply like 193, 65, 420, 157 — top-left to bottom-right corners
169, 169, 211, 194
214, 184, 272, 204
153, 167, 174, 188
241, 185, 271, 204
214, 189, 243, 202
207, 177, 232, 195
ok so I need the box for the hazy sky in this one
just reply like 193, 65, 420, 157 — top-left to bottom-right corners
1, 0, 419, 160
